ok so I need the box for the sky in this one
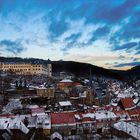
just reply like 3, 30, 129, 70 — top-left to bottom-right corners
0, 0, 140, 70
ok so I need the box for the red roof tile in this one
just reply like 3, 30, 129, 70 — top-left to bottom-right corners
114, 110, 128, 116
120, 97, 135, 110
82, 117, 92, 122
128, 108, 140, 116
0, 114, 15, 118
51, 112, 76, 125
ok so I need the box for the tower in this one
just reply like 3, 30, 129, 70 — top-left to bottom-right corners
0, 62, 2, 71
89, 68, 93, 88
47, 59, 52, 77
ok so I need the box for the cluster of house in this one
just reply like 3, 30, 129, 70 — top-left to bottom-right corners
0, 96, 139, 139
0, 62, 140, 139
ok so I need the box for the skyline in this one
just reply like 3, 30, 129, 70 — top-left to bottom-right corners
0, 0, 140, 70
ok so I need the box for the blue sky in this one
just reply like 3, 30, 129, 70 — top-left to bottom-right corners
0, 0, 140, 69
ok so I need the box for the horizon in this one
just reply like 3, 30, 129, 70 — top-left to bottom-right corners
0, 56, 135, 71
0, 0, 140, 70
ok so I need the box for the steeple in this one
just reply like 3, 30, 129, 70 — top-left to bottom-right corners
89, 68, 92, 88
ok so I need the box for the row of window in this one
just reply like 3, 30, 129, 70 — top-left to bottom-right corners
32, 65, 41, 67
2, 64, 44, 69
32, 69, 41, 71
3, 65, 31, 68
4, 68, 42, 71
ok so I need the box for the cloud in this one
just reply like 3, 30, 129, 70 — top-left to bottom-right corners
65, 33, 81, 43
0, 39, 25, 55
92, 0, 140, 24
135, 50, 140, 54
50, 21, 68, 37
59, 18, 101, 52
8, 22, 22, 32
119, 55, 126, 60
114, 61, 140, 67
0, 0, 140, 69
112, 42, 138, 51
133, 58, 139, 61
94, 26, 110, 38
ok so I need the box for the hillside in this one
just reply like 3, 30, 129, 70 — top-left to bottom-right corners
0, 57, 139, 80
51, 61, 123, 79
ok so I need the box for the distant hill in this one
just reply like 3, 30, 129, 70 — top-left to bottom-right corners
51, 61, 123, 80
0, 57, 139, 80
128, 65, 140, 74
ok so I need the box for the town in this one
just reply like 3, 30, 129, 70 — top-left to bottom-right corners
0, 60, 140, 140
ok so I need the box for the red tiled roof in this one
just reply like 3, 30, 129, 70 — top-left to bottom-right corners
51, 112, 76, 125
128, 108, 140, 116
120, 97, 135, 110
82, 117, 92, 122
114, 110, 128, 116
0, 114, 15, 118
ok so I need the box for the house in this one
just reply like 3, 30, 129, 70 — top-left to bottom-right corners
57, 79, 81, 91
58, 101, 72, 111
31, 107, 45, 116
51, 112, 76, 136
114, 110, 131, 121
51, 132, 62, 140
75, 113, 96, 134
127, 108, 140, 122
83, 88, 94, 106
118, 97, 136, 110
0, 117, 31, 140
35, 114, 51, 137
26, 113, 51, 138
113, 122, 140, 140
36, 87, 55, 98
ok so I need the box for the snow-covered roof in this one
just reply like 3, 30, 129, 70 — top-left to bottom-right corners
27, 105, 39, 109
0, 118, 29, 134
82, 111, 117, 120
92, 105, 99, 108
27, 116, 36, 128
117, 93, 126, 98
79, 91, 86, 98
82, 113, 95, 119
111, 102, 118, 106
133, 98, 139, 104
36, 114, 51, 129
37, 87, 54, 90
60, 79, 73, 83
0, 118, 10, 129
114, 122, 140, 140
27, 114, 51, 129
3, 99, 23, 113
31, 108, 45, 116
75, 114, 81, 120
59, 101, 72, 106
51, 132, 62, 140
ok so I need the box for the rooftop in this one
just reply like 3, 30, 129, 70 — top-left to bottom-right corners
120, 97, 135, 110
59, 101, 72, 106
51, 112, 76, 125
